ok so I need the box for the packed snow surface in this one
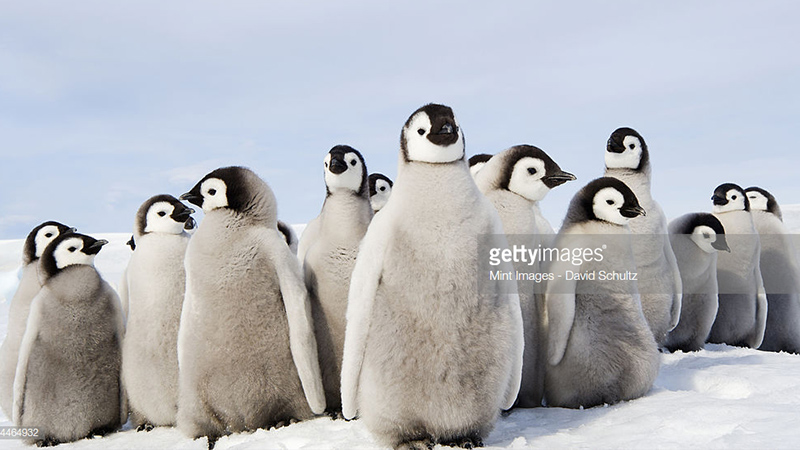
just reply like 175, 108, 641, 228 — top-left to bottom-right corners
1, 218, 800, 449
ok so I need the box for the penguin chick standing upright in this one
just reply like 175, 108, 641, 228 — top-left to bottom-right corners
341, 104, 523, 449
604, 127, 682, 347
707, 183, 768, 348
177, 166, 325, 446
545, 177, 659, 408
0, 221, 74, 418
745, 187, 800, 353
664, 213, 730, 352
474, 144, 575, 408
14, 233, 125, 446
121, 195, 194, 430
368, 173, 393, 213
298, 145, 372, 413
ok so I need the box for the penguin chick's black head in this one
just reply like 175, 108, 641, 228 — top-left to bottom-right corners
400, 103, 464, 164
745, 186, 782, 220
566, 177, 645, 226
468, 153, 493, 168
324, 145, 369, 196
498, 145, 576, 191
135, 194, 195, 236
606, 127, 650, 172
681, 213, 730, 252
712, 183, 749, 212
40, 232, 108, 280
23, 221, 76, 265
181, 166, 276, 223
368, 173, 393, 197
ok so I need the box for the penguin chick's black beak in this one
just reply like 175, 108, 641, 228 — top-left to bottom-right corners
172, 206, 194, 223
180, 191, 203, 208
620, 205, 646, 218
328, 156, 348, 175
606, 137, 625, 154
126, 236, 136, 251
85, 239, 109, 255
543, 171, 577, 188
712, 195, 728, 206
427, 119, 459, 146
712, 238, 731, 252
184, 216, 197, 230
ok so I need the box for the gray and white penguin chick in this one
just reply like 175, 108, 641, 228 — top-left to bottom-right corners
0, 221, 75, 418
664, 213, 730, 352
604, 127, 682, 347
121, 195, 194, 430
341, 104, 523, 449
298, 145, 372, 414
368, 173, 393, 213
474, 144, 575, 408
545, 177, 659, 408
468, 153, 493, 179
745, 187, 800, 353
707, 183, 768, 348
14, 233, 125, 446
177, 166, 325, 447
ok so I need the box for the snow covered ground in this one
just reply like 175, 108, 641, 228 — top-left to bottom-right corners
1, 219, 800, 449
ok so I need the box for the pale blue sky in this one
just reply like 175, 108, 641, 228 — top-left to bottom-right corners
1, 1, 798, 239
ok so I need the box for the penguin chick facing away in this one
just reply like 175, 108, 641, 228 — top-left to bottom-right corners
745, 187, 800, 354
604, 127, 682, 348
368, 173, 393, 213
121, 195, 194, 430
468, 153, 493, 179
298, 145, 372, 414
0, 221, 75, 418
707, 183, 768, 348
14, 233, 125, 446
177, 166, 325, 447
545, 177, 659, 409
341, 104, 523, 450
664, 213, 729, 352
474, 144, 575, 408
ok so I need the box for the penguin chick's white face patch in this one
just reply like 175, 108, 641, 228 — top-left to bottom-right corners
404, 112, 464, 164
605, 135, 643, 170
746, 191, 769, 211
370, 179, 392, 211
53, 237, 96, 269
592, 187, 629, 225
144, 201, 185, 235
198, 178, 229, 212
691, 225, 721, 254
324, 152, 364, 192
713, 189, 746, 214
34, 225, 63, 259
508, 157, 549, 202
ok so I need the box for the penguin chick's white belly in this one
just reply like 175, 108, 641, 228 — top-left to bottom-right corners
122, 233, 189, 426
179, 219, 312, 435
357, 174, 517, 443
709, 211, 762, 345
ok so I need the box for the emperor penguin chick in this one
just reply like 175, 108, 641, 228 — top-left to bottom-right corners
368, 173, 393, 213
468, 153, 493, 179
664, 213, 730, 352
121, 195, 194, 429
178, 166, 325, 446
0, 221, 74, 417
474, 144, 575, 408
545, 177, 659, 408
298, 145, 372, 413
745, 187, 800, 353
707, 183, 768, 348
14, 233, 125, 446
341, 104, 524, 449
604, 127, 682, 347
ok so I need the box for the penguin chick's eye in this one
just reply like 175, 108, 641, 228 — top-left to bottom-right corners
324, 162, 328, 168
606, 199, 615, 205
417, 128, 425, 136
527, 167, 537, 175
732, 195, 737, 200
158, 211, 167, 217
703, 232, 711, 239
380, 186, 386, 191
629, 143, 636, 149
208, 189, 217, 196
350, 159, 357, 166
68, 246, 77, 253
45, 233, 53, 238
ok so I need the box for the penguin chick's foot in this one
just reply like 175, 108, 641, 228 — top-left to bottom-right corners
136, 423, 155, 432
326, 409, 345, 421
395, 438, 434, 450
441, 435, 485, 449
35, 437, 61, 447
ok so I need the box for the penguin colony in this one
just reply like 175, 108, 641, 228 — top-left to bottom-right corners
2, 103, 799, 448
